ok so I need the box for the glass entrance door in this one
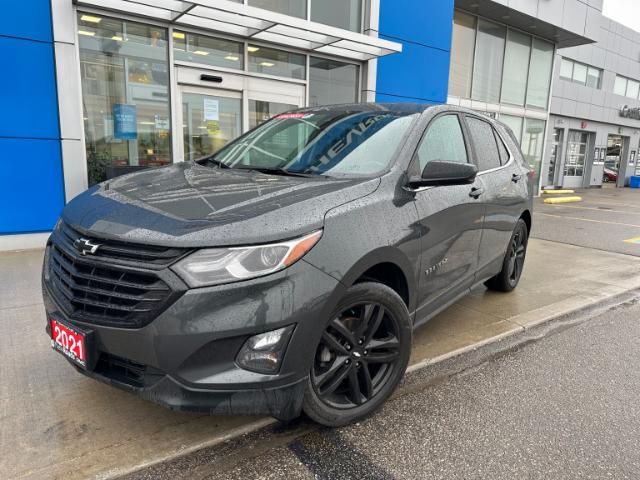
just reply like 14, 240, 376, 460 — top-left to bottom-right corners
177, 72, 305, 161
179, 87, 242, 162
563, 130, 591, 188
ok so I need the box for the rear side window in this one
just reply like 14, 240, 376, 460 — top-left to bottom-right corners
416, 115, 468, 171
494, 130, 510, 165
466, 117, 501, 171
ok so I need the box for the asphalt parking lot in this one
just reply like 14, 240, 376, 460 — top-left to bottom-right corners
532, 186, 640, 256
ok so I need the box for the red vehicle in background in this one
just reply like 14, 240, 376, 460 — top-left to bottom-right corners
603, 168, 617, 183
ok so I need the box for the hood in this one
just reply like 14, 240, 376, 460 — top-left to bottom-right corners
62, 162, 379, 247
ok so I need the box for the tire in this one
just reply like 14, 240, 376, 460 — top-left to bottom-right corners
302, 282, 412, 427
485, 218, 528, 293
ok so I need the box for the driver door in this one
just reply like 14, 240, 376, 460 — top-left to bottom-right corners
411, 113, 486, 323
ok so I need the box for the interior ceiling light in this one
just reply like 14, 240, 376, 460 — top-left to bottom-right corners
248, 46, 260, 53
173, 31, 185, 39
260, 61, 275, 67
225, 55, 240, 61
80, 15, 101, 23
78, 30, 96, 36
111, 35, 123, 41
193, 50, 210, 55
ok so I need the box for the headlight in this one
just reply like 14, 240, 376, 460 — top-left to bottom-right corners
171, 230, 322, 287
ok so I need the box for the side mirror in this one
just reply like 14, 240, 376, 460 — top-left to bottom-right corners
409, 160, 478, 188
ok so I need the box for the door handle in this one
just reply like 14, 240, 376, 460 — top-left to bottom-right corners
469, 186, 484, 199
512, 173, 522, 183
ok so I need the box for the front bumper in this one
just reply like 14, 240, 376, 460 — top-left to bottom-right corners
43, 254, 343, 420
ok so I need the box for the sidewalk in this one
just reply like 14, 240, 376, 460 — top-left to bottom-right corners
2, 238, 640, 479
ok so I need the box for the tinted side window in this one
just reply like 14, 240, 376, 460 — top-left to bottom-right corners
416, 115, 468, 171
466, 117, 501, 171
494, 130, 510, 165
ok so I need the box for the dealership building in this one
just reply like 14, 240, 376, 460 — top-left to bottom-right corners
1, 0, 635, 250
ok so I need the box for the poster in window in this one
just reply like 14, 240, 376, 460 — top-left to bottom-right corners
204, 98, 220, 136
113, 104, 137, 140
630, 150, 636, 167
594, 148, 599, 164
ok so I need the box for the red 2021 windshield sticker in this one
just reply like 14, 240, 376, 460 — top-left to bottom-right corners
275, 113, 314, 120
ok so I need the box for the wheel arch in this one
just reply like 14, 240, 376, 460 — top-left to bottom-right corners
520, 209, 532, 236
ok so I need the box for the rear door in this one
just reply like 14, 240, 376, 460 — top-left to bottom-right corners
410, 113, 486, 324
463, 115, 526, 281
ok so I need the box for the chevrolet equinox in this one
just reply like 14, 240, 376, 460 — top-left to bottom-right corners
43, 104, 533, 427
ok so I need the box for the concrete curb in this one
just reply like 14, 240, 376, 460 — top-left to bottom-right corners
109, 285, 640, 480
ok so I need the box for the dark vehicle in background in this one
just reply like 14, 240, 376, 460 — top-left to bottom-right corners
42, 104, 533, 427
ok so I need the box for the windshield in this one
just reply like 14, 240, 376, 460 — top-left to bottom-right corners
207, 110, 418, 177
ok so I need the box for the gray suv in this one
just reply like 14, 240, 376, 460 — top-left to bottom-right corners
42, 104, 533, 427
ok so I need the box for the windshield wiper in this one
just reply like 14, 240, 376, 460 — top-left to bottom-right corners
202, 157, 230, 169
239, 167, 319, 178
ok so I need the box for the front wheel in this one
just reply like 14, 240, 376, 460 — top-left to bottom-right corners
302, 282, 412, 427
485, 218, 528, 292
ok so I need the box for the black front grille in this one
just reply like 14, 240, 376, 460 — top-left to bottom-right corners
94, 353, 163, 389
46, 224, 187, 328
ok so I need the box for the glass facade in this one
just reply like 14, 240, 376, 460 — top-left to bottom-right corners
309, 57, 359, 106
449, 11, 476, 98
501, 30, 531, 106
564, 130, 589, 178
526, 38, 554, 108
521, 118, 546, 183
248, 45, 306, 79
78, 15, 171, 186
499, 114, 523, 143
472, 20, 506, 104
173, 31, 243, 70
248, 0, 306, 18
310, 0, 363, 32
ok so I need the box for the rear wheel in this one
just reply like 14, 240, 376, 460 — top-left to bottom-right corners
485, 218, 528, 292
302, 282, 411, 427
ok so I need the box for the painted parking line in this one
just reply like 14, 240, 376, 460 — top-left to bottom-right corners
536, 212, 640, 228
624, 237, 640, 244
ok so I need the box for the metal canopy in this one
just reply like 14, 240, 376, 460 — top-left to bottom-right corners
74, 0, 403, 61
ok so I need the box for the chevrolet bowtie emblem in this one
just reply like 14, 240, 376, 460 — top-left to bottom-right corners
74, 237, 101, 256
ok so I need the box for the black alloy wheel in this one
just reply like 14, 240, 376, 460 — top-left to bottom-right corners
508, 226, 527, 287
302, 282, 411, 427
485, 218, 528, 292
312, 303, 400, 408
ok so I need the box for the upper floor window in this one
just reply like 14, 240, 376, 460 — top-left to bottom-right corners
248, 0, 363, 32
614, 75, 640, 100
560, 58, 602, 89
173, 31, 244, 71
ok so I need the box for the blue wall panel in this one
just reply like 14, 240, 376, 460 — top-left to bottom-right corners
0, 0, 53, 42
0, 139, 64, 234
376, 0, 455, 104
0, 0, 63, 235
0, 36, 60, 139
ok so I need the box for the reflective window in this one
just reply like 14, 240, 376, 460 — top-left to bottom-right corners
560, 58, 573, 80
472, 20, 506, 104
78, 14, 171, 186
499, 114, 523, 144
449, 11, 477, 98
614, 76, 628, 96
501, 30, 531, 106
248, 0, 306, 18
311, 0, 362, 32
248, 45, 306, 79
560, 57, 602, 88
526, 38, 554, 108
564, 130, 589, 177
627, 80, 640, 99
309, 57, 359, 106
173, 31, 243, 70
466, 117, 501, 171
614, 75, 640, 99
416, 115, 468, 170
572, 63, 587, 84
586, 67, 602, 88
249, 100, 297, 129
522, 118, 546, 184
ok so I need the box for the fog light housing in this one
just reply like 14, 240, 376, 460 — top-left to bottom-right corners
236, 325, 295, 374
